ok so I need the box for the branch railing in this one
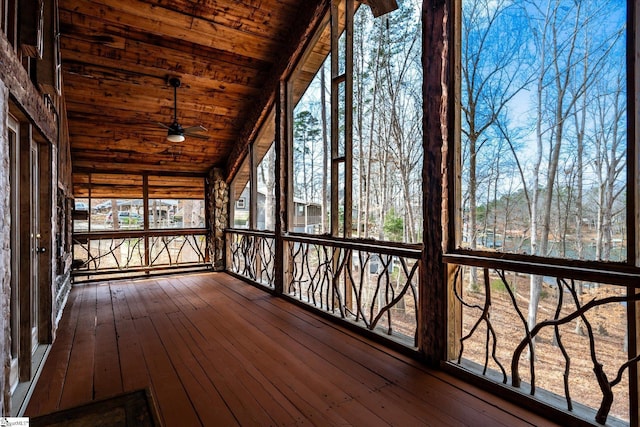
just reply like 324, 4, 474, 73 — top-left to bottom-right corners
445, 255, 639, 425
283, 234, 420, 346
225, 230, 420, 345
226, 229, 276, 289
72, 229, 208, 274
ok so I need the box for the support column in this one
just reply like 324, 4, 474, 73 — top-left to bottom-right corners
274, 80, 289, 295
420, 0, 452, 366
207, 168, 228, 271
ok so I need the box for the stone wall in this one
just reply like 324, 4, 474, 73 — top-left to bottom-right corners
0, 80, 10, 414
207, 168, 228, 271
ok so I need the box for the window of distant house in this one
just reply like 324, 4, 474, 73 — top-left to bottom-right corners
231, 157, 251, 229
255, 110, 276, 231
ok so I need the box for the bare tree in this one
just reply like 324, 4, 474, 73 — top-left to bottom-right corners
461, 0, 533, 285
525, 0, 622, 330
591, 69, 626, 261
258, 145, 276, 230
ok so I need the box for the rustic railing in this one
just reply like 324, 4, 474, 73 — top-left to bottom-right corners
284, 234, 421, 346
445, 255, 640, 425
224, 230, 420, 345
226, 229, 276, 289
72, 229, 208, 275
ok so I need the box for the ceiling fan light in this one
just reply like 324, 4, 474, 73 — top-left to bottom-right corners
167, 133, 185, 143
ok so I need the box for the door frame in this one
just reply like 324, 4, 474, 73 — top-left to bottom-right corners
17, 120, 53, 381
8, 114, 19, 393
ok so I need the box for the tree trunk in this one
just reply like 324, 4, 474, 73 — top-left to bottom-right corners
111, 199, 119, 231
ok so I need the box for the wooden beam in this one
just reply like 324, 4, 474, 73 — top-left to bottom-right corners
162, 0, 298, 41
62, 63, 260, 100
69, 139, 227, 159
70, 146, 218, 162
71, 160, 211, 175
274, 80, 287, 294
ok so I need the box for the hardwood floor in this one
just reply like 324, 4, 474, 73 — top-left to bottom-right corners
25, 272, 559, 426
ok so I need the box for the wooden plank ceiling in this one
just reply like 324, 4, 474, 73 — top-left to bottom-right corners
59, 0, 312, 192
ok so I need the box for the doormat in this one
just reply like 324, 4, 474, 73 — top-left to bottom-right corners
29, 389, 162, 427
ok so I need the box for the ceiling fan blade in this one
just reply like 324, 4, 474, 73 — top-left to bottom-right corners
184, 132, 210, 140
183, 125, 207, 133
153, 121, 171, 130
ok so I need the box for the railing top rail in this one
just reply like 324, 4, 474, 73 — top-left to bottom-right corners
282, 232, 423, 258
225, 228, 276, 238
444, 253, 640, 287
73, 228, 208, 240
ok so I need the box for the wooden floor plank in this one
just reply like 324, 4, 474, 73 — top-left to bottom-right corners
57, 284, 98, 410
174, 308, 314, 426
181, 307, 356, 426
208, 277, 484, 426
93, 283, 123, 400
25, 273, 562, 427
191, 291, 407, 426
25, 286, 83, 415
151, 311, 240, 426
133, 315, 201, 426
209, 273, 552, 427
122, 281, 148, 320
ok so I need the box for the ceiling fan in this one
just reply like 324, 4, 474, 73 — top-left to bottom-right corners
156, 77, 208, 142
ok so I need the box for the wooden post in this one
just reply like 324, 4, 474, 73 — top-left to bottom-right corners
344, 0, 355, 313
274, 80, 289, 295
420, 0, 452, 366
249, 143, 258, 230
628, 0, 639, 423
330, 0, 340, 237
143, 174, 149, 270
344, 0, 353, 240
87, 173, 92, 231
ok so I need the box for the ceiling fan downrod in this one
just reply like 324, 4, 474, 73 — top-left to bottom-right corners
167, 77, 185, 142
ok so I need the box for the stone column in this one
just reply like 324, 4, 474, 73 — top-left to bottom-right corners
207, 168, 228, 271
